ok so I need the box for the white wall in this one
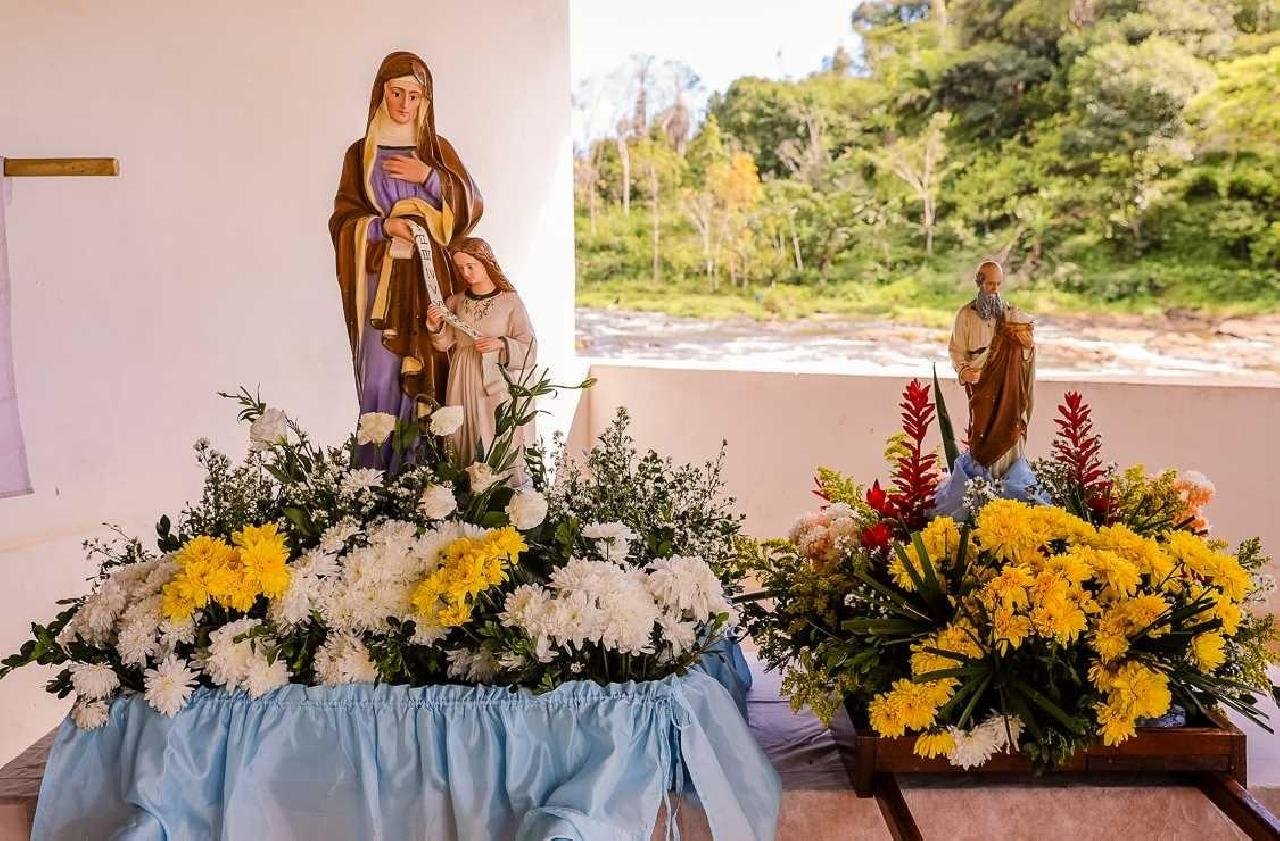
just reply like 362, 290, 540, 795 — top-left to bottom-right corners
0, 0, 573, 764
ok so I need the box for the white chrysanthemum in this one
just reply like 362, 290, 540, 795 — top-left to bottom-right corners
500, 584, 552, 632
340, 468, 384, 496
658, 612, 698, 655
116, 594, 165, 667
582, 521, 637, 562
419, 484, 458, 520
356, 411, 397, 446
646, 556, 733, 621
466, 462, 499, 493
143, 655, 200, 717
446, 649, 499, 683
69, 662, 120, 700
429, 405, 465, 436
71, 697, 111, 730
582, 522, 637, 543
244, 654, 290, 698
204, 618, 261, 690
249, 407, 288, 450
948, 714, 1023, 769
66, 578, 130, 646
506, 489, 548, 531
159, 614, 198, 648
319, 519, 361, 554
516, 559, 665, 659
271, 564, 325, 627
410, 623, 449, 646
368, 519, 417, 550
314, 633, 378, 686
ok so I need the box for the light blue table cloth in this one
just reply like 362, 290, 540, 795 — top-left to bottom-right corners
31, 668, 779, 841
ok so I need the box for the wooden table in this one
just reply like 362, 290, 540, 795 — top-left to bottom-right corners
835, 706, 1280, 841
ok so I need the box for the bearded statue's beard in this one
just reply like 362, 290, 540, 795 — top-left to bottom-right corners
975, 291, 1004, 321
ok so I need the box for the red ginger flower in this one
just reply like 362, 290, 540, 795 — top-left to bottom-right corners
1052, 392, 1112, 519
890, 380, 939, 533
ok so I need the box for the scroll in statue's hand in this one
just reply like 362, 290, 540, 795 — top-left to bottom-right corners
474, 336, 503, 354
426, 303, 446, 330
382, 155, 431, 184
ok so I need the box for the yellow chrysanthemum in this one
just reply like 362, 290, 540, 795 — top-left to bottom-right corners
161, 535, 241, 621
1191, 632, 1227, 672
234, 523, 292, 600
974, 500, 1046, 564
1030, 506, 1097, 546
1029, 579, 1088, 645
913, 730, 957, 759
1107, 661, 1172, 723
1041, 550, 1093, 588
918, 517, 963, 562
980, 565, 1034, 611
868, 678, 953, 737
1079, 547, 1141, 601
992, 605, 1032, 652
1092, 525, 1172, 580
1090, 594, 1168, 663
1089, 661, 1119, 692
911, 622, 983, 677
1095, 700, 1138, 747
1214, 597, 1243, 636
412, 527, 524, 628
1164, 531, 1251, 603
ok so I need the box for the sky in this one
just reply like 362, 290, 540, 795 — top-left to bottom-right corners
569, 0, 859, 144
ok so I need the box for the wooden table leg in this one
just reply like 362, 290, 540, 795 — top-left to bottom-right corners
873, 773, 923, 841
1198, 772, 1280, 840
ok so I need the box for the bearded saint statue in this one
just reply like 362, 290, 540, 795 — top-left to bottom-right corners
935, 260, 1041, 516
329, 51, 483, 471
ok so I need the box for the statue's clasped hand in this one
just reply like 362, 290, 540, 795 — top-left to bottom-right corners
473, 336, 503, 354
382, 154, 431, 184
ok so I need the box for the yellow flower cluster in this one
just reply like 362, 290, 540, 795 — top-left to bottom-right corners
412, 527, 526, 629
870, 622, 982, 738
888, 516, 962, 591
964, 500, 1253, 748
1092, 661, 1172, 746
868, 677, 955, 737
913, 729, 957, 759
161, 525, 292, 622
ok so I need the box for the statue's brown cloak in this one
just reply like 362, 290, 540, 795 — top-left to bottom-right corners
968, 319, 1034, 469
329, 51, 483, 404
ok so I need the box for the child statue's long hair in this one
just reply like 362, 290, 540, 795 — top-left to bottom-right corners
451, 237, 516, 293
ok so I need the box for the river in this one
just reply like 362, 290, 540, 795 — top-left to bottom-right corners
577, 308, 1280, 383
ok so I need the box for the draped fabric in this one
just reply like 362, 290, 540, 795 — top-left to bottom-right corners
697, 636, 753, 720
0, 160, 31, 498
967, 319, 1034, 469
30, 670, 779, 841
931, 451, 1047, 519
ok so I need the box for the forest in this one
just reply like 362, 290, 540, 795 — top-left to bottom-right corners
573, 0, 1280, 324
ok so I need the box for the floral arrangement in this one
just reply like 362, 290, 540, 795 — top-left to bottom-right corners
735, 381, 1276, 770
1, 371, 742, 726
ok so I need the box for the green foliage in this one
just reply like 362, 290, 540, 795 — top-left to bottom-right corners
575, 1, 1280, 318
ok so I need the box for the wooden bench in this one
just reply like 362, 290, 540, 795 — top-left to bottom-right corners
836, 704, 1280, 841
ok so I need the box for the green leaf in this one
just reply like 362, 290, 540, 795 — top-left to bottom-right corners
933, 364, 960, 471
1009, 677, 1083, 734
842, 618, 931, 636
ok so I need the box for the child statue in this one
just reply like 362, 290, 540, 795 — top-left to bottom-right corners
329, 51, 483, 472
935, 260, 1042, 516
426, 238, 537, 485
